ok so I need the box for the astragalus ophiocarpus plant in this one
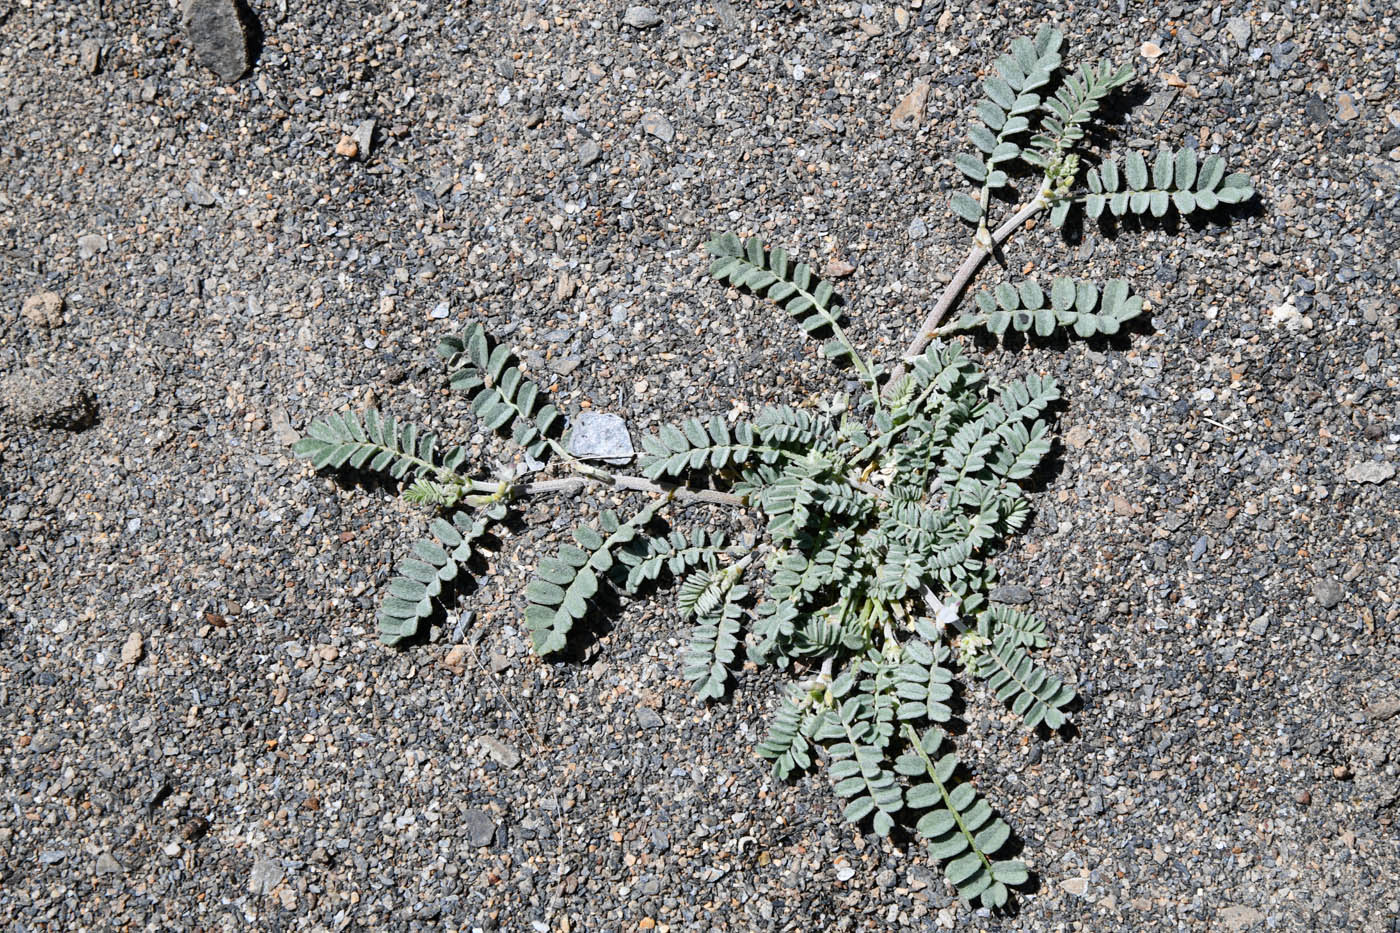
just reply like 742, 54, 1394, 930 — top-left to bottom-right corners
290, 27, 1252, 911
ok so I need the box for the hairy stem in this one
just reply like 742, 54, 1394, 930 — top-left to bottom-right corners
505, 473, 748, 508
886, 179, 1052, 396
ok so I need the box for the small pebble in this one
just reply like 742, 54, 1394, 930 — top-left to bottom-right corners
1336, 93, 1358, 122
352, 119, 376, 160
1226, 16, 1251, 49
568, 412, 634, 465
248, 854, 284, 895
1312, 578, 1343, 609
186, 180, 216, 207
122, 631, 144, 665
480, 735, 522, 769
891, 79, 930, 131
77, 234, 107, 259
990, 584, 1032, 605
462, 809, 497, 847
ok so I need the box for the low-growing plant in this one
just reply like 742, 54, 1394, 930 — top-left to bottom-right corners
291, 27, 1252, 910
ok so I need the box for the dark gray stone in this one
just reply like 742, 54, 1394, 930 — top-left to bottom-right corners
183, 0, 256, 83
989, 584, 1033, 605
462, 808, 497, 847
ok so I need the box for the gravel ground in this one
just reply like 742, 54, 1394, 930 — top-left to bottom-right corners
2, 1, 1398, 930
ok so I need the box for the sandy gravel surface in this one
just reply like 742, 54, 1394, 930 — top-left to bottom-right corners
1, 1, 1397, 931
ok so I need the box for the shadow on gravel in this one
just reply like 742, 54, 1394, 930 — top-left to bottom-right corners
1093, 194, 1264, 242
1087, 84, 1154, 147
553, 584, 624, 664
311, 464, 404, 500
237, 0, 265, 74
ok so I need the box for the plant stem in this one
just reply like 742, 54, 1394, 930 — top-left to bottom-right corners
885, 179, 1052, 397
498, 473, 747, 508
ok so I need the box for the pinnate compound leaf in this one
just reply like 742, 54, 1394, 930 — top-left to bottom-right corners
295, 408, 472, 492
969, 634, 1075, 730
900, 726, 1020, 908
524, 501, 666, 655
1084, 148, 1252, 219
377, 508, 502, 645
705, 234, 878, 392
945, 277, 1142, 341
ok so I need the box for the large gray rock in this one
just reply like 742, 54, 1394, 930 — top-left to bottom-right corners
1345, 460, 1395, 484
567, 412, 634, 465
183, 0, 257, 83
623, 6, 663, 29
461, 809, 497, 847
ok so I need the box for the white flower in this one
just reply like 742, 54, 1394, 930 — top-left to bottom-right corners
926, 592, 961, 633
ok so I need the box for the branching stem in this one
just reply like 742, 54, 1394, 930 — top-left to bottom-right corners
886, 178, 1053, 396
503, 473, 747, 508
